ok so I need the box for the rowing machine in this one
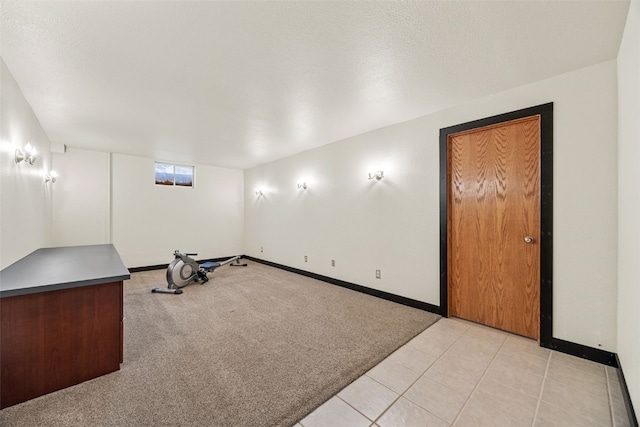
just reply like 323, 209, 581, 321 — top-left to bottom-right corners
151, 251, 247, 294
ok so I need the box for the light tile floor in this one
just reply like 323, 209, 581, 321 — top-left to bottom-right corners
295, 317, 631, 427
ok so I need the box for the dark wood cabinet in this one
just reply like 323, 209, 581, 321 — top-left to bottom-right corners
0, 245, 129, 409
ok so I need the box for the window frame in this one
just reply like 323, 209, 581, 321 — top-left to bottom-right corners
154, 162, 195, 188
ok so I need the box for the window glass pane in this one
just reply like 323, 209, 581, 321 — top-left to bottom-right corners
174, 165, 194, 187
155, 163, 174, 185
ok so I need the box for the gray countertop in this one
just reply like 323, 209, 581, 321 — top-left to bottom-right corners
0, 244, 130, 298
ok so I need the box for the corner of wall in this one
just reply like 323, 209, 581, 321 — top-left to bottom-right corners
0, 58, 53, 269
617, 0, 640, 415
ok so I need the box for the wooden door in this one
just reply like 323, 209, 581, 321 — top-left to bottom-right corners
448, 115, 540, 339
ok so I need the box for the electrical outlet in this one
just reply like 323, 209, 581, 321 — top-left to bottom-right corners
304, 255, 308, 262
331, 259, 335, 267
375, 270, 381, 279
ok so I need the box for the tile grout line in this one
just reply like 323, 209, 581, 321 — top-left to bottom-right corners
531, 349, 552, 426
364, 374, 413, 425
301, 356, 422, 427
605, 366, 616, 426
552, 354, 611, 380
328, 321, 471, 426
369, 321, 471, 426
339, 368, 418, 426
305, 324, 613, 427
449, 330, 509, 426
335, 395, 377, 425
538, 353, 616, 426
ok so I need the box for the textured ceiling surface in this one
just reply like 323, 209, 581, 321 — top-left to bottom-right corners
0, 1, 630, 169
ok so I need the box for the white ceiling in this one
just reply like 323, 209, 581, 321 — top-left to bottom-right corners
0, 1, 630, 170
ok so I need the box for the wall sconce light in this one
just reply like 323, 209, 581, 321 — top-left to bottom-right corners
255, 189, 263, 196
15, 143, 38, 165
297, 181, 308, 190
368, 170, 384, 180
45, 171, 58, 183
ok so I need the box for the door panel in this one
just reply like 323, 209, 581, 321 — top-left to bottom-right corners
448, 116, 540, 339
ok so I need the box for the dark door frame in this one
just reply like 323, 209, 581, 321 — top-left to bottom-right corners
439, 103, 554, 347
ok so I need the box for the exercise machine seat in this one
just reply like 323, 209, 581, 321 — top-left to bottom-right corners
200, 262, 221, 271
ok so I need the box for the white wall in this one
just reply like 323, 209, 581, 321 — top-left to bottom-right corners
52, 147, 110, 247
0, 58, 53, 269
111, 153, 244, 267
49, 148, 244, 268
617, 0, 639, 412
244, 60, 619, 351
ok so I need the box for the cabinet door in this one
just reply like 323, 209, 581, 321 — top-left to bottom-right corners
1, 281, 123, 409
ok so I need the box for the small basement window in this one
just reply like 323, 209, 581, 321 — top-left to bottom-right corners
155, 162, 194, 187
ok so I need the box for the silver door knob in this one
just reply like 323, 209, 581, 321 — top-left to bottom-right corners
524, 236, 535, 244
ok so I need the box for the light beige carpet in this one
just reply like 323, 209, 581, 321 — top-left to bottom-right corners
0, 260, 440, 427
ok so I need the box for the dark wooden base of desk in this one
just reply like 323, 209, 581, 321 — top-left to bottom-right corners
1, 281, 123, 409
